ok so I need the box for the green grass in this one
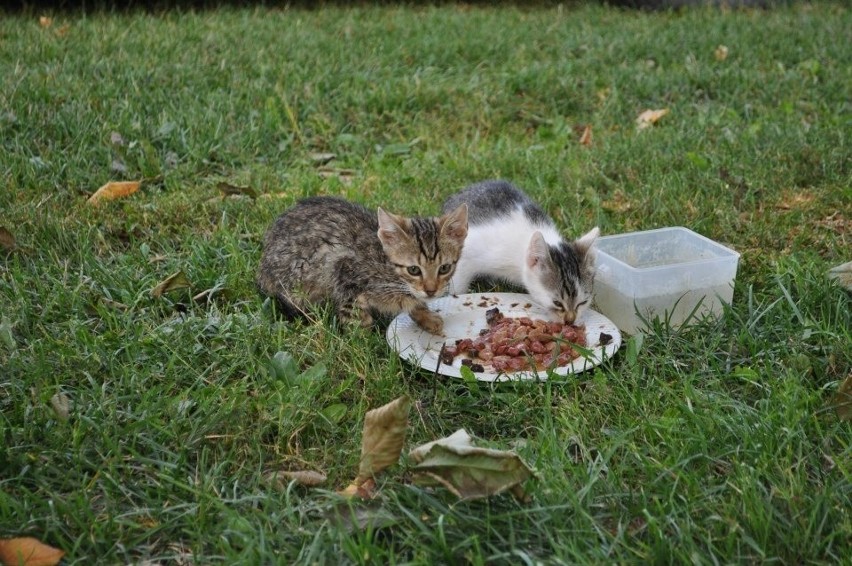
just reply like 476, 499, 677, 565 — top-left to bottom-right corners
1, 2, 850, 563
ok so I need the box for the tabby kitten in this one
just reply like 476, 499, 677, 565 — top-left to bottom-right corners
442, 180, 599, 324
257, 196, 468, 335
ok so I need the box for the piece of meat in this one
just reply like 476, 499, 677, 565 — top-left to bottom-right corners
442, 307, 587, 373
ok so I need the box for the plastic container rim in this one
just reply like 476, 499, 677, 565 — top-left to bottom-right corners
596, 226, 741, 274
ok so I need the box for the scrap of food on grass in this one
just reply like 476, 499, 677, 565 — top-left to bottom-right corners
440, 307, 587, 373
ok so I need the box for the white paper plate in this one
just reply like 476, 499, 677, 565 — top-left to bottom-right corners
386, 292, 621, 382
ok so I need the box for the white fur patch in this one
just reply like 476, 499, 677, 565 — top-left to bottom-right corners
450, 208, 561, 293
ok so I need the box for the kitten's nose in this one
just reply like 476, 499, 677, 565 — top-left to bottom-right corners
562, 311, 576, 325
425, 289, 437, 297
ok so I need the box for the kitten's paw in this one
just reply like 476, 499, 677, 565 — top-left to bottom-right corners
411, 307, 444, 336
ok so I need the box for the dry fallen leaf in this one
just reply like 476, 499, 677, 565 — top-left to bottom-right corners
87, 180, 141, 205
636, 108, 670, 130
151, 270, 192, 298
833, 374, 852, 422
0, 537, 65, 566
357, 396, 411, 483
339, 477, 378, 499
0, 227, 16, 252
265, 469, 327, 489
714, 45, 729, 61
579, 125, 593, 146
50, 393, 70, 422
339, 396, 411, 497
38, 16, 52, 28
409, 429, 536, 501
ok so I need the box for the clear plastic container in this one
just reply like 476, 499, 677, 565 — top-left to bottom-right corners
593, 227, 740, 334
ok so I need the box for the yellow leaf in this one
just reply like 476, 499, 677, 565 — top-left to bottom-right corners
38, 16, 52, 28
0, 537, 65, 566
714, 45, 729, 61
151, 270, 192, 298
87, 180, 141, 205
356, 396, 411, 484
0, 227, 16, 252
636, 108, 669, 130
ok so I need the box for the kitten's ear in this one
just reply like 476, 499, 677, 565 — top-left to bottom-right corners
526, 231, 549, 269
575, 227, 600, 261
377, 208, 411, 247
440, 203, 468, 242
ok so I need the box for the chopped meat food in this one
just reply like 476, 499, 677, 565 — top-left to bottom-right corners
441, 307, 586, 373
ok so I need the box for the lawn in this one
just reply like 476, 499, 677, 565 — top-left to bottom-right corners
1, 1, 850, 563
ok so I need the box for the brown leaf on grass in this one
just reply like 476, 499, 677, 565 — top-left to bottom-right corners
357, 396, 411, 484
636, 108, 669, 130
54, 23, 70, 37
50, 393, 70, 421
339, 477, 378, 499
0, 537, 65, 566
833, 374, 852, 421
264, 469, 328, 489
38, 16, 52, 28
151, 270, 191, 298
216, 182, 258, 199
408, 429, 536, 501
714, 45, 729, 61
87, 180, 141, 205
0, 227, 16, 252
579, 125, 593, 146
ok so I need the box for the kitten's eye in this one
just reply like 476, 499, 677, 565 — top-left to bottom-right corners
552, 300, 565, 311
407, 266, 422, 276
438, 263, 453, 275
577, 300, 589, 307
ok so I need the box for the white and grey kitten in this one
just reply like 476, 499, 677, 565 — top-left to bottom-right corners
442, 180, 599, 324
